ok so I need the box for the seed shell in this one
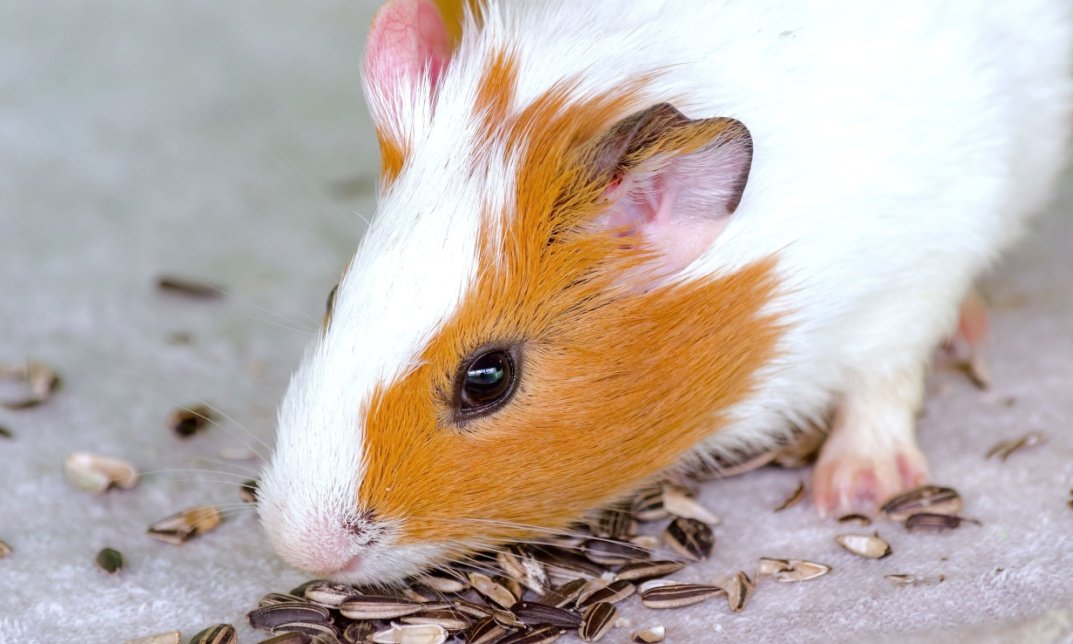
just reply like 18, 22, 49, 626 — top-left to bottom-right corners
370, 623, 448, 644
835, 532, 892, 559
156, 274, 223, 298
259, 593, 306, 607
836, 513, 872, 527
0, 539, 10, 559
0, 361, 61, 409
885, 574, 945, 586
465, 616, 514, 644
468, 572, 518, 609
271, 622, 340, 638
190, 624, 237, 644
338, 595, 442, 620
579, 602, 617, 642
593, 504, 635, 538
125, 632, 181, 644
663, 517, 715, 560
497, 625, 565, 644
986, 431, 1046, 461
576, 580, 635, 608
414, 570, 470, 594
757, 558, 831, 582
631, 626, 666, 643
257, 634, 312, 644
64, 452, 139, 494
631, 487, 669, 521
248, 603, 332, 631
582, 538, 649, 566
240, 479, 260, 504
880, 485, 962, 521
95, 547, 123, 574
541, 578, 587, 608
904, 513, 979, 532
662, 485, 720, 525
720, 571, 755, 613
511, 600, 582, 628
401, 608, 472, 631
773, 481, 806, 512
147, 505, 221, 545
615, 560, 685, 583
168, 404, 216, 438
640, 583, 724, 609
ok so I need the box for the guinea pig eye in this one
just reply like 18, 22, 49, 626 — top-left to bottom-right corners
456, 348, 518, 418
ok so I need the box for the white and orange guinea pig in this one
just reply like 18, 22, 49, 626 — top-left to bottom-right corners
259, 0, 1073, 583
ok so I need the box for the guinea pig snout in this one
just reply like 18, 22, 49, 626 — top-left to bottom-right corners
269, 507, 382, 576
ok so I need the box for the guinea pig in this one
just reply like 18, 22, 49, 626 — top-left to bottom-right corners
258, 0, 1073, 583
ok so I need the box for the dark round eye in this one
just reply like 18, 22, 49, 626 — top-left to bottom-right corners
457, 349, 517, 416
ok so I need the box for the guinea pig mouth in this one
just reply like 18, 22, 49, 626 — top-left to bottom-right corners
323, 541, 452, 585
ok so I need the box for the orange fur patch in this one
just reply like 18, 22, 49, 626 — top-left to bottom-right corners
359, 83, 782, 549
376, 129, 407, 188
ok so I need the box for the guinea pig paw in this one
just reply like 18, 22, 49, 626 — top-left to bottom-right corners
811, 445, 928, 517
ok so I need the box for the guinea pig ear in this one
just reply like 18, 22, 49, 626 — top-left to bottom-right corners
363, 0, 452, 101
589, 103, 753, 277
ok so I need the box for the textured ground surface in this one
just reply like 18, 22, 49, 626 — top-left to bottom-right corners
1, 2, 1072, 643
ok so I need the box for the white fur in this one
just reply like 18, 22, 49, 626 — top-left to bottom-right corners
261, 0, 1073, 580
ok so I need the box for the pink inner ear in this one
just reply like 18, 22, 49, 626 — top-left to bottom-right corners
597, 139, 751, 278
364, 0, 452, 98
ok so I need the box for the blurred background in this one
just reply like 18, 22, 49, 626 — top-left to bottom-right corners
1, 1, 1071, 642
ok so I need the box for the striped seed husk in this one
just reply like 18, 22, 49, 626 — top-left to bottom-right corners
189, 624, 237, 644
510, 600, 582, 629
497, 625, 565, 644
247, 602, 332, 631
663, 517, 715, 560
465, 616, 516, 644
880, 485, 962, 521
579, 602, 617, 642
338, 595, 443, 620
400, 608, 473, 631
615, 560, 685, 582
576, 580, 635, 609
369, 623, 447, 644
640, 583, 724, 609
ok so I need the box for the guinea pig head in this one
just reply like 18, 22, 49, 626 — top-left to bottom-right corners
258, 0, 781, 584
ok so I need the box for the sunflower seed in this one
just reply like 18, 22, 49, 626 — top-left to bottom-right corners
498, 548, 549, 595
582, 539, 649, 566
0, 425, 12, 439
401, 608, 472, 631
168, 404, 217, 438
342, 622, 374, 644
497, 625, 565, 644
235, 479, 260, 504
631, 487, 669, 521
147, 505, 221, 545
577, 580, 635, 608
468, 572, 518, 609
451, 598, 494, 620
757, 558, 831, 582
190, 624, 237, 644
637, 579, 679, 594
338, 595, 441, 620
156, 275, 223, 298
773, 481, 806, 512
836, 513, 872, 527
629, 535, 660, 551
125, 632, 181, 644
248, 603, 332, 631
904, 513, 979, 532
0, 361, 61, 409
370, 623, 447, 644
593, 504, 635, 538
258, 634, 312, 644
579, 602, 617, 642
259, 593, 306, 607
880, 485, 962, 521
541, 578, 588, 608
273, 622, 340, 639
95, 547, 123, 573
303, 581, 360, 607
631, 626, 666, 643
719, 571, 755, 613
615, 560, 685, 583
64, 452, 139, 494
532, 547, 605, 582
497, 575, 524, 602
310, 635, 341, 644
662, 485, 720, 525
885, 574, 945, 586
663, 517, 715, 560
289, 580, 323, 596
639, 583, 724, 609
465, 616, 515, 644
511, 600, 582, 628
0, 539, 10, 559
401, 586, 436, 603
986, 431, 1046, 461
835, 532, 892, 559
490, 607, 526, 629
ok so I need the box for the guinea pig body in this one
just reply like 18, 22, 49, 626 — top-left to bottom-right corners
259, 0, 1073, 583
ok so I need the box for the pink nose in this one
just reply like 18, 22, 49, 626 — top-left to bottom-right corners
285, 516, 371, 575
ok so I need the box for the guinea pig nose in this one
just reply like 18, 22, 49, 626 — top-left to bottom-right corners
342, 510, 377, 544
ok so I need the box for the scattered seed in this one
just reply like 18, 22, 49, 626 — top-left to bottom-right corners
615, 560, 685, 583
271, 622, 340, 638
401, 608, 472, 631
629, 535, 660, 551
577, 580, 635, 609
835, 532, 892, 559
579, 601, 617, 642
415, 570, 470, 594
147, 505, 221, 545
582, 538, 649, 566
905, 513, 979, 532
168, 404, 216, 438
662, 485, 720, 525
0, 424, 12, 439
95, 547, 123, 573
637, 579, 679, 594
259, 593, 306, 607
64, 452, 139, 494
757, 558, 831, 582
593, 504, 635, 539
541, 578, 587, 608
532, 547, 605, 582
0, 539, 12, 559
986, 431, 1046, 461
465, 616, 514, 644
631, 626, 666, 643
342, 621, 374, 644
189, 624, 237, 644
631, 487, 669, 521
836, 514, 872, 527
338, 595, 441, 620
511, 601, 582, 629
452, 598, 495, 620
240, 479, 260, 504
880, 485, 962, 521
257, 633, 311, 644
640, 583, 724, 609
303, 581, 359, 607
248, 603, 332, 631
885, 574, 945, 586
370, 623, 447, 644
497, 625, 564, 644
156, 275, 223, 299
0, 361, 61, 409
720, 571, 755, 613
773, 481, 806, 512
663, 517, 715, 560
468, 572, 518, 609
124, 632, 181, 644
